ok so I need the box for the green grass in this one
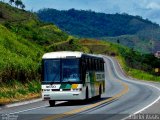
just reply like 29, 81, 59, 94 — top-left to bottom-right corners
0, 2, 35, 23
3, 20, 69, 45
0, 80, 41, 104
0, 2, 69, 46
47, 38, 89, 53
128, 68, 160, 82
116, 56, 160, 82
0, 24, 43, 82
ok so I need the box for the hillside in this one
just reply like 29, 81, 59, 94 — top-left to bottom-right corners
0, 2, 84, 103
0, 2, 77, 82
0, 24, 43, 81
37, 8, 160, 53
0, 2, 69, 45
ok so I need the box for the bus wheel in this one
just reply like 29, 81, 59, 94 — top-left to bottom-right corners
98, 85, 102, 99
85, 87, 89, 102
49, 100, 55, 107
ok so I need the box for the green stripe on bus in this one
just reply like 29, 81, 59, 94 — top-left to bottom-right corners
60, 84, 72, 89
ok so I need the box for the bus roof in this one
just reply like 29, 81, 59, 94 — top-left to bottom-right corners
42, 51, 103, 59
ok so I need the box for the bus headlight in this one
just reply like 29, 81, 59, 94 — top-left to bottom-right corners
72, 88, 82, 91
42, 89, 50, 92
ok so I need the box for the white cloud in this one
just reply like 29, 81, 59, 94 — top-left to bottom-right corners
146, 2, 160, 10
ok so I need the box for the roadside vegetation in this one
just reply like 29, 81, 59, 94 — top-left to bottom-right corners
0, 23, 43, 104
0, 80, 40, 104
117, 56, 160, 82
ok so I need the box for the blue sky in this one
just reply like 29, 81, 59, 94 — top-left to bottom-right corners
9, 0, 160, 24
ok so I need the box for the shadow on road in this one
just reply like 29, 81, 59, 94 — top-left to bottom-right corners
48, 97, 112, 107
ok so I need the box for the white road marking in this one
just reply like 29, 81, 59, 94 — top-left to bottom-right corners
6, 98, 42, 108
104, 56, 160, 120
9, 105, 48, 114
8, 101, 66, 114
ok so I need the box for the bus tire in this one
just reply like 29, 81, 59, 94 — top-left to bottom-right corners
85, 87, 89, 102
98, 85, 102, 99
49, 100, 55, 107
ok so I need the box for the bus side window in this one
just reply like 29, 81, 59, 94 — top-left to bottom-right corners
98, 59, 100, 71
100, 60, 103, 71
81, 58, 86, 82
92, 59, 96, 70
97, 59, 99, 71
99, 60, 101, 71
89, 58, 92, 71
102, 61, 104, 71
92, 59, 95, 71
86, 58, 89, 71
95, 59, 98, 71
82, 58, 86, 71
90, 58, 92, 71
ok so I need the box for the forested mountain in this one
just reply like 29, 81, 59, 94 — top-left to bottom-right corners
37, 8, 160, 53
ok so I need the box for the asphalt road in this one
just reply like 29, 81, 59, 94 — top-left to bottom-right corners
0, 56, 160, 120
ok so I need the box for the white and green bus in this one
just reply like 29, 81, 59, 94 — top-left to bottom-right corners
42, 51, 105, 106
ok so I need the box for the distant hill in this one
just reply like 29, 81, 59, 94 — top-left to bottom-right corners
37, 8, 160, 53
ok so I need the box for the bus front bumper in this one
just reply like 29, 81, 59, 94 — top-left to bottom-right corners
42, 91, 85, 101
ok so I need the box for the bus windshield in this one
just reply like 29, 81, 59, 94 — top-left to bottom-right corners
43, 59, 80, 83
62, 59, 80, 82
44, 60, 61, 82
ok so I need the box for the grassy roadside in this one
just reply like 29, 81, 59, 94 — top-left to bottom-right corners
116, 56, 160, 82
0, 80, 41, 104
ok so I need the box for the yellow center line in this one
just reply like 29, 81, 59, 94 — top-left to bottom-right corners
42, 80, 129, 120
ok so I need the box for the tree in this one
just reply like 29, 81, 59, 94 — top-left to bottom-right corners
117, 39, 120, 44
0, 11, 3, 18
15, 0, 19, 7
15, 0, 22, 8
9, 0, 14, 5
20, 3, 25, 9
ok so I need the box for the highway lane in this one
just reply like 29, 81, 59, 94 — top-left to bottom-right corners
109, 57, 160, 114
0, 56, 160, 120
56, 57, 160, 120
141, 81, 160, 115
